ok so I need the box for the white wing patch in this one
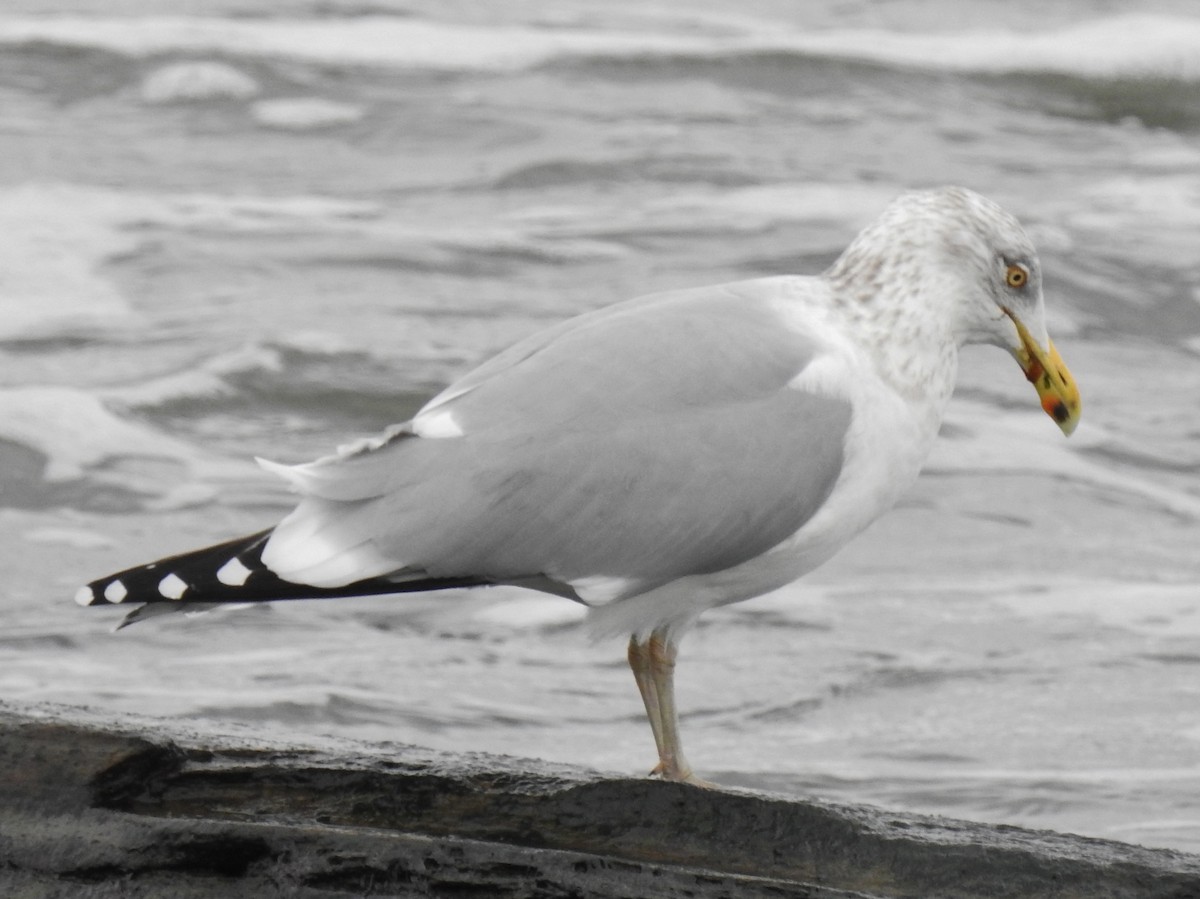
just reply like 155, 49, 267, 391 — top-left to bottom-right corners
74, 586, 96, 607
104, 580, 129, 603
264, 542, 392, 587
412, 408, 465, 439
261, 515, 400, 588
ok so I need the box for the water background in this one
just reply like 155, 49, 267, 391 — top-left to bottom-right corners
2, 0, 1200, 853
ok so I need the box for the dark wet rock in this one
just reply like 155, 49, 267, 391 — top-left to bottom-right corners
1, 702, 1198, 898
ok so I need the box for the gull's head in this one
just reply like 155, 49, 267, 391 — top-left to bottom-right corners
830, 186, 1081, 436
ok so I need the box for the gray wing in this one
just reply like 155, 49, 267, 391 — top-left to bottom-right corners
260, 279, 853, 601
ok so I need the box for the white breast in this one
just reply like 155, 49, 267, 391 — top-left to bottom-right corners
585, 337, 952, 642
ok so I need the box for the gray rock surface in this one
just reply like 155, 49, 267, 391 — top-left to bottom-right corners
1, 701, 1197, 898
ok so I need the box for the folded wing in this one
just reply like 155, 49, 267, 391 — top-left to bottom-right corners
261, 280, 854, 603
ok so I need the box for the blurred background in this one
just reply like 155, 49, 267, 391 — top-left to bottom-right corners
1, 0, 1199, 852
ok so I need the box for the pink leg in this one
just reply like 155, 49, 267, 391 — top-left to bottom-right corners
628, 630, 707, 784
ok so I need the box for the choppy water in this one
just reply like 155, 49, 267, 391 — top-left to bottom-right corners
2, 0, 1200, 854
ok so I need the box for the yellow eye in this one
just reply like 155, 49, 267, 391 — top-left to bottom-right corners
1005, 263, 1029, 289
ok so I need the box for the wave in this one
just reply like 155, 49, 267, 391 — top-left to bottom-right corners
0, 384, 263, 511
0, 178, 896, 350
0, 183, 378, 343
0, 14, 1198, 82
932, 397, 1200, 522
0, 184, 137, 342
761, 15, 1200, 82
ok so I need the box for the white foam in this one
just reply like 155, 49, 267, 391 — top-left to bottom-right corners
0, 15, 713, 71
996, 581, 1200, 638
0, 184, 139, 341
140, 61, 259, 104
0, 183, 377, 341
152, 191, 379, 233
507, 182, 900, 251
1053, 175, 1200, 268
24, 527, 115, 549
277, 330, 357, 356
0, 384, 259, 512
104, 344, 283, 409
685, 183, 899, 233
0, 386, 198, 482
251, 97, 364, 130
929, 395, 1200, 521
144, 483, 221, 512
0, 14, 1196, 80
768, 15, 1200, 81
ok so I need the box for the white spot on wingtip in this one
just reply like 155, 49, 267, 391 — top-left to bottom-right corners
74, 586, 95, 607
217, 556, 252, 587
412, 408, 465, 439
158, 572, 188, 600
104, 580, 129, 604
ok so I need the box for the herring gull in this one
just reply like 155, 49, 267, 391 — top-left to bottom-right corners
76, 186, 1081, 783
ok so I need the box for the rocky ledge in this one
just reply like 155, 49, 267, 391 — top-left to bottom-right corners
0, 702, 1197, 899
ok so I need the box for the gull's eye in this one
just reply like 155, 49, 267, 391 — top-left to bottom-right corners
1005, 263, 1030, 289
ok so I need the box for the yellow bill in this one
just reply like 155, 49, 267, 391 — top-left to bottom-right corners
1004, 308, 1081, 436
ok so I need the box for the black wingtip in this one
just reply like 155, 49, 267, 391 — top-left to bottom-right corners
78, 529, 275, 609
77, 527, 493, 615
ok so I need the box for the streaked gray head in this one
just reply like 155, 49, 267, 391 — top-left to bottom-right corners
828, 186, 1048, 350
827, 186, 1080, 436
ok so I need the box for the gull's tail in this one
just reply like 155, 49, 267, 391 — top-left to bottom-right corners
75, 529, 489, 626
